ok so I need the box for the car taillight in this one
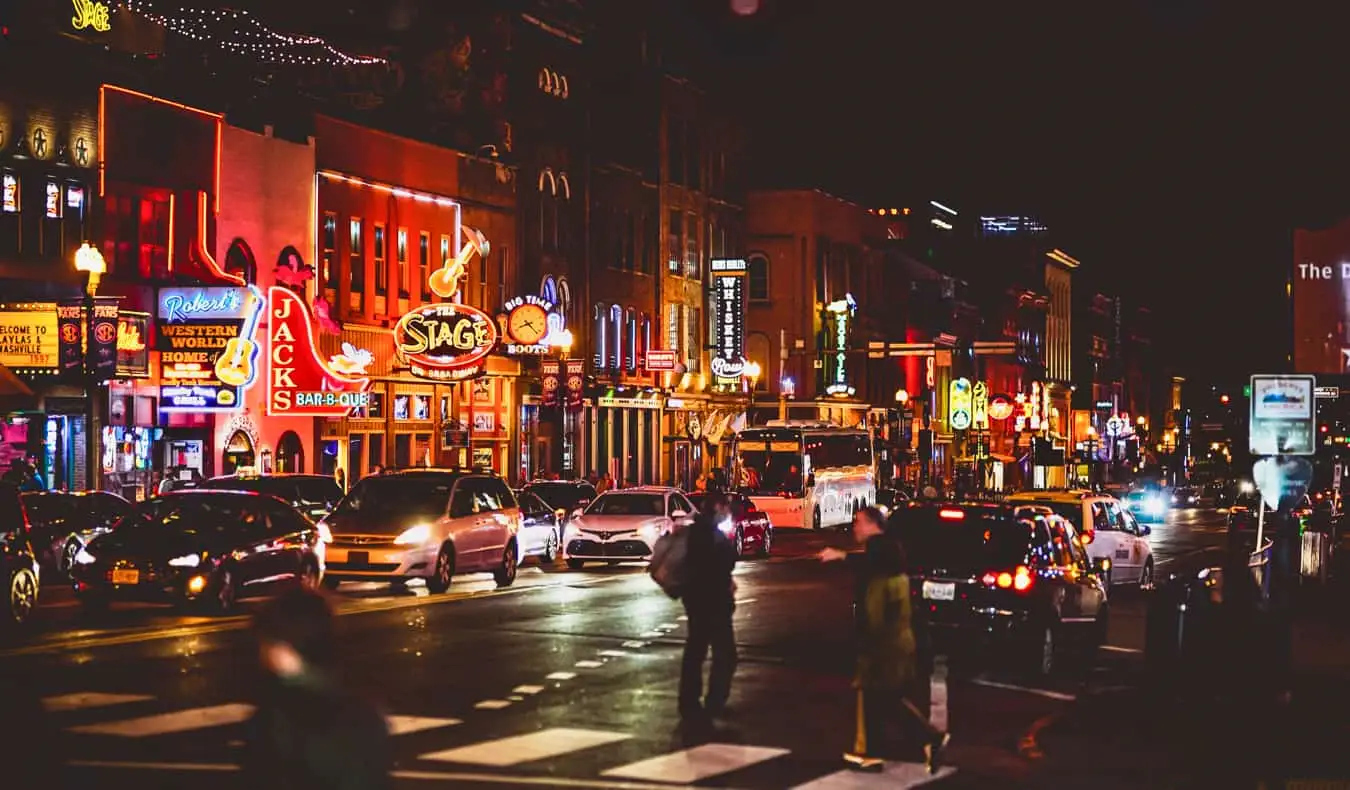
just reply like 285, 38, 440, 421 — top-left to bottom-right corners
1231, 506, 1248, 513
984, 565, 1033, 592
938, 508, 965, 520
1079, 530, 1094, 545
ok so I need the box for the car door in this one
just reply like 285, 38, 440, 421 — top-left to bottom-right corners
232, 502, 283, 591
467, 478, 505, 569
518, 493, 551, 554
446, 483, 483, 568
490, 479, 520, 557
1086, 500, 1126, 581
669, 492, 694, 533
1060, 518, 1105, 620
1032, 517, 1081, 622
263, 500, 314, 581
1103, 501, 1139, 582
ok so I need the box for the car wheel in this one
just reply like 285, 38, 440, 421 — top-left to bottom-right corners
427, 546, 455, 594
812, 507, 822, 531
1139, 557, 1155, 588
758, 528, 772, 558
61, 540, 81, 575
734, 528, 745, 558
212, 569, 237, 614
6, 567, 38, 626
297, 561, 321, 590
493, 541, 518, 588
567, 559, 586, 570
541, 530, 560, 564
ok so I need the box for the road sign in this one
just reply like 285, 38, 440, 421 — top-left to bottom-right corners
1252, 456, 1315, 512
1249, 375, 1316, 456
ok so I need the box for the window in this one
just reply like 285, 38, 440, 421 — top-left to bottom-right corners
557, 278, 572, 325
625, 308, 637, 372
373, 224, 387, 296
667, 210, 682, 273
45, 182, 60, 219
640, 313, 651, 369
349, 218, 364, 294
418, 232, 431, 300
609, 304, 623, 370
593, 303, 608, 369
396, 228, 409, 297
667, 115, 685, 186
748, 254, 769, 301
2, 173, 18, 213
322, 213, 338, 289
666, 303, 680, 355
683, 213, 699, 279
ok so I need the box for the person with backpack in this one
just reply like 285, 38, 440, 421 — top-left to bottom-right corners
820, 506, 948, 773
675, 493, 739, 722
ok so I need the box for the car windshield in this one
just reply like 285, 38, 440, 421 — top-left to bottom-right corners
1016, 501, 1084, 531
20, 493, 76, 524
893, 509, 1032, 575
585, 493, 664, 516
332, 475, 455, 529
201, 477, 289, 498
525, 483, 594, 511
124, 495, 260, 537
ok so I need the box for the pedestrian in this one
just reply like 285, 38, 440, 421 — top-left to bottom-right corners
242, 587, 391, 790
678, 492, 739, 722
820, 506, 948, 773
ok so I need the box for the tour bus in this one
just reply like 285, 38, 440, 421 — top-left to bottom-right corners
732, 421, 875, 530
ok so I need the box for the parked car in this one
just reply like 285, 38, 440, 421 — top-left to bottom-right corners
1169, 486, 1201, 508
523, 480, 598, 523
895, 502, 1109, 675
20, 491, 133, 573
687, 491, 773, 558
321, 470, 521, 591
69, 490, 324, 613
875, 486, 911, 516
200, 473, 345, 522
514, 489, 562, 563
1007, 489, 1154, 586
1, 482, 40, 627
562, 487, 694, 569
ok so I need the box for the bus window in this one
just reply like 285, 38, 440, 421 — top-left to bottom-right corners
737, 445, 804, 495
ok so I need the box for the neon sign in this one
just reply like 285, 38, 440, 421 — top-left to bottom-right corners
157, 286, 262, 412
825, 294, 856, 398
394, 303, 497, 381
949, 377, 973, 431
266, 287, 371, 417
498, 295, 556, 355
71, 0, 111, 32
159, 288, 249, 323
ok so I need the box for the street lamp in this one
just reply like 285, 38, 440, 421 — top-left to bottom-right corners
894, 388, 909, 404
73, 242, 106, 493
551, 328, 574, 357
743, 360, 762, 392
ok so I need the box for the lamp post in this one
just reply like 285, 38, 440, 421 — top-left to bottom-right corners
551, 329, 575, 477
74, 242, 106, 492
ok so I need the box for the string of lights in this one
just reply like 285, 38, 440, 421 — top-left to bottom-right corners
121, 1, 387, 67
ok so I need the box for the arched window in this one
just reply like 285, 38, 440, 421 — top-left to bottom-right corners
593, 303, 607, 369
609, 304, 623, 370
225, 238, 257, 286
556, 277, 572, 326
748, 253, 770, 301
625, 308, 637, 372
538, 168, 556, 194
540, 275, 557, 305
639, 312, 651, 370
276, 430, 305, 473
276, 246, 307, 294
558, 172, 571, 200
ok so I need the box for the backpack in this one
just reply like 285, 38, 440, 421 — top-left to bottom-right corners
648, 528, 690, 599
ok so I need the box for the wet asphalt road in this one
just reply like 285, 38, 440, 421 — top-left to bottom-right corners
2, 506, 1230, 788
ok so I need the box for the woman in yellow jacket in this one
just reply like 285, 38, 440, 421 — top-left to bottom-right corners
822, 506, 948, 773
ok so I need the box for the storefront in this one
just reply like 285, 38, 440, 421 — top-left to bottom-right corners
588, 389, 661, 486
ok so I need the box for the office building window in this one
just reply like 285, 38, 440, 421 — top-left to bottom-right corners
609, 304, 623, 370
396, 228, 409, 297
322, 213, 338, 289
684, 213, 699, 279
667, 210, 682, 273
593, 303, 607, 369
748, 254, 769, 301
684, 305, 701, 372
373, 224, 387, 296
349, 218, 364, 294
419, 232, 431, 300
666, 303, 680, 355
625, 308, 637, 372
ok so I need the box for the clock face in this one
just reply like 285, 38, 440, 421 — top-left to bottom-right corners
508, 304, 549, 345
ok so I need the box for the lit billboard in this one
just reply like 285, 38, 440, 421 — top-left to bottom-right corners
1293, 218, 1350, 374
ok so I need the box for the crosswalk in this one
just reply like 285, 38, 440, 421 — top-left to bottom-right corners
50, 690, 957, 788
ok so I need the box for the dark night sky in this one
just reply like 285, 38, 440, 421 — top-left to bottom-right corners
697, 0, 1350, 386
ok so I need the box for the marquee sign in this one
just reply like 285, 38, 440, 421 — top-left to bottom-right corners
394, 303, 497, 381
266, 287, 372, 417
156, 285, 262, 412
711, 258, 747, 385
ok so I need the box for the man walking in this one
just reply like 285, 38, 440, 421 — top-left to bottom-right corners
679, 493, 739, 722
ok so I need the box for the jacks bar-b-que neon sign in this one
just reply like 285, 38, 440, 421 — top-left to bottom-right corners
266, 287, 372, 417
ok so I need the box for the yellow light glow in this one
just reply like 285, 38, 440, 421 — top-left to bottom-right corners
187, 575, 207, 594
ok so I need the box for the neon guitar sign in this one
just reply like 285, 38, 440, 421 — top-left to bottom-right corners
213, 285, 264, 389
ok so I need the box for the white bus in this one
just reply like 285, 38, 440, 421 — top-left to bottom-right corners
732, 421, 875, 530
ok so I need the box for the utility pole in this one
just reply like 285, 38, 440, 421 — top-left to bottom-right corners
778, 328, 788, 421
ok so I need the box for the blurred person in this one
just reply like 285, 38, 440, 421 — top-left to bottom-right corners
243, 587, 391, 789
821, 506, 947, 772
679, 492, 739, 721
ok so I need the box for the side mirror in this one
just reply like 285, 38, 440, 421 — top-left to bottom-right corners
671, 509, 688, 519
806, 473, 816, 488
570, 508, 584, 519
1138, 524, 1151, 536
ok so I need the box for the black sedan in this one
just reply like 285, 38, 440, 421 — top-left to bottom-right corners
896, 502, 1109, 676
21, 491, 133, 574
0, 482, 39, 627
200, 473, 345, 522
70, 490, 324, 613
523, 480, 598, 522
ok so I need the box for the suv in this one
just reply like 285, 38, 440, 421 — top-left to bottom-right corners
321, 470, 521, 591
0, 482, 39, 626
1006, 489, 1154, 586
201, 474, 345, 522
901, 502, 1109, 675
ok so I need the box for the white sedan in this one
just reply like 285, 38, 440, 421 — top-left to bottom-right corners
563, 488, 695, 569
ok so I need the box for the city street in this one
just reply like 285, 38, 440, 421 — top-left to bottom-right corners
2, 506, 1232, 788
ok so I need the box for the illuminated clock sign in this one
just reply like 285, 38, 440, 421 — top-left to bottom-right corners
394, 303, 497, 381
498, 294, 557, 355
266, 287, 372, 417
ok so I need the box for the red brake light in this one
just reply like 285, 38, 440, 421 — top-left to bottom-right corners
981, 572, 997, 586
938, 508, 965, 520
995, 571, 1013, 588
988, 565, 1033, 592
1079, 530, 1094, 545
1013, 565, 1033, 591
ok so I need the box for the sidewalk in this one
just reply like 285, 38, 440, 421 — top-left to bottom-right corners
1034, 609, 1350, 787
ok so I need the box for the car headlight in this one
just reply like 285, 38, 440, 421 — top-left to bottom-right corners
717, 517, 735, 536
394, 524, 432, 546
316, 520, 333, 543
1145, 497, 1164, 514
168, 553, 201, 568
73, 548, 97, 565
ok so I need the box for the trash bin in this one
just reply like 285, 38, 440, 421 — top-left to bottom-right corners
1300, 530, 1330, 583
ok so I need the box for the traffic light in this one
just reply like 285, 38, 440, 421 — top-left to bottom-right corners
1220, 394, 1230, 405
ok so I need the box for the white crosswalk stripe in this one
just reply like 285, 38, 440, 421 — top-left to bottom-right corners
791, 762, 956, 788
602, 743, 789, 783
384, 716, 462, 736
68, 703, 256, 737
43, 692, 153, 712
419, 727, 632, 766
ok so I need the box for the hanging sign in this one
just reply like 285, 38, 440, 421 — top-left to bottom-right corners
541, 359, 561, 407
394, 303, 498, 381
949, 377, 973, 431
972, 381, 989, 430
825, 294, 856, 398
266, 287, 372, 417
497, 295, 557, 355
646, 349, 678, 371
988, 393, 1014, 421
91, 297, 119, 382
116, 311, 150, 378
565, 359, 585, 409
0, 302, 60, 372
156, 285, 262, 412
711, 258, 747, 384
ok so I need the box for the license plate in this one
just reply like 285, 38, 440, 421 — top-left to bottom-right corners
347, 551, 369, 567
111, 568, 140, 585
922, 580, 955, 601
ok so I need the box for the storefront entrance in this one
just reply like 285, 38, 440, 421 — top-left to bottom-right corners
223, 430, 256, 474
276, 430, 304, 473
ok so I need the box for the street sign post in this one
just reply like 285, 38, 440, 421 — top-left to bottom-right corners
1249, 375, 1316, 456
